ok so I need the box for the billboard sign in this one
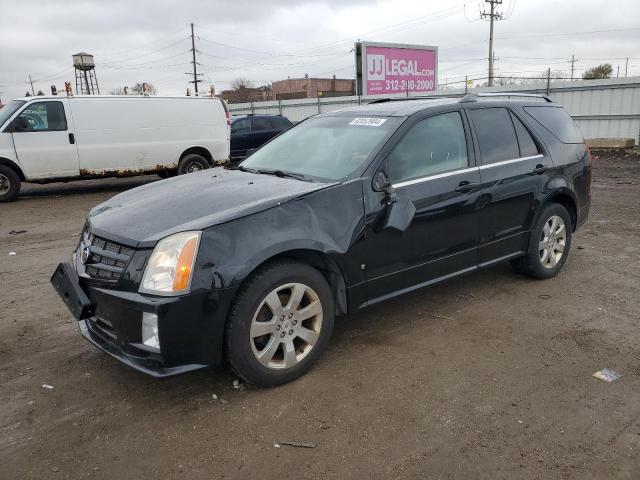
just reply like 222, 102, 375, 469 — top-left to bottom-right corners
357, 41, 438, 96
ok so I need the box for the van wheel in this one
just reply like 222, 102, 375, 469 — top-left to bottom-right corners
177, 154, 209, 175
225, 261, 335, 388
0, 165, 21, 203
511, 203, 572, 279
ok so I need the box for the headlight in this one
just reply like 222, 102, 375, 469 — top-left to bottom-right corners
139, 231, 201, 295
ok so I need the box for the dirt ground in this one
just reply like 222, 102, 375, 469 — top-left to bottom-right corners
1, 154, 639, 479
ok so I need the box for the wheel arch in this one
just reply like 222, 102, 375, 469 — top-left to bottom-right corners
0, 158, 25, 181
542, 189, 578, 231
179, 146, 213, 166
232, 248, 349, 317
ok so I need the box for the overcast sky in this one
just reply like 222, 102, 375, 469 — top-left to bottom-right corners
1, 0, 639, 100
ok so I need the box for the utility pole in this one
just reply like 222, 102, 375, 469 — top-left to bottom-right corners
28, 74, 35, 95
480, 0, 503, 87
617, 65, 620, 78
625, 57, 629, 77
570, 54, 577, 81
187, 23, 202, 95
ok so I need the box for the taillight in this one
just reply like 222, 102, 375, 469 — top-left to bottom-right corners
585, 144, 593, 164
226, 111, 230, 126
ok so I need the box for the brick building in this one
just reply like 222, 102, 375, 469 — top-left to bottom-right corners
272, 75, 355, 100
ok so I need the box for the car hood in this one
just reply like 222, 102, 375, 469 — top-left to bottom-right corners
88, 167, 337, 247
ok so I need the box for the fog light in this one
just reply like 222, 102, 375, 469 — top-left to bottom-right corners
142, 312, 160, 351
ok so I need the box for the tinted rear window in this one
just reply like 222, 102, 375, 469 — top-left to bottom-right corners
510, 112, 540, 157
468, 107, 520, 164
251, 118, 272, 131
523, 106, 583, 143
271, 117, 292, 129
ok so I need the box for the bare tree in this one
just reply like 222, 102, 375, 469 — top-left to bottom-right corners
230, 77, 255, 102
110, 87, 126, 95
131, 83, 157, 95
231, 77, 253, 91
582, 64, 613, 80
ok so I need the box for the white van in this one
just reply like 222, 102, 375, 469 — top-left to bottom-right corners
0, 95, 230, 202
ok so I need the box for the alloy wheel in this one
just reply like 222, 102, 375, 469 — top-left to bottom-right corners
539, 215, 566, 268
249, 283, 323, 370
0, 173, 10, 196
187, 163, 202, 173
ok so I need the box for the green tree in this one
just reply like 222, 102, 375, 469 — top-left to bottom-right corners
582, 64, 613, 80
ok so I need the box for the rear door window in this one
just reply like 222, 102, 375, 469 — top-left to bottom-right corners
270, 117, 292, 129
523, 106, 583, 143
251, 118, 272, 131
468, 107, 519, 164
509, 112, 540, 157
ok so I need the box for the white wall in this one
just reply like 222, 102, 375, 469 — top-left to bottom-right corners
228, 77, 640, 144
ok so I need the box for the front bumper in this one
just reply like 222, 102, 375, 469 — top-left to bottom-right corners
80, 319, 206, 377
52, 262, 238, 377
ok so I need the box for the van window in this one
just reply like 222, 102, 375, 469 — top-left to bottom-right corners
387, 112, 469, 184
523, 106, 583, 143
18, 101, 67, 132
468, 107, 519, 164
251, 118, 272, 131
510, 112, 540, 157
0, 100, 25, 129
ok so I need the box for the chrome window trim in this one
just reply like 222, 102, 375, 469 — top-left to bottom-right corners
390, 154, 544, 189
392, 166, 479, 189
478, 154, 543, 170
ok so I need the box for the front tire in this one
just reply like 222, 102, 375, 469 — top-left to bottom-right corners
0, 165, 21, 203
177, 154, 209, 175
511, 203, 572, 279
225, 261, 335, 387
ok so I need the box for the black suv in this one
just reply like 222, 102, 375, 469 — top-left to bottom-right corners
230, 114, 292, 161
52, 93, 591, 387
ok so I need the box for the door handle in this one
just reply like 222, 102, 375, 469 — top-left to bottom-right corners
531, 164, 549, 175
68, 133, 75, 144
454, 180, 479, 193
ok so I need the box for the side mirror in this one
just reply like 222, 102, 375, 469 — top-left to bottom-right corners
11, 116, 29, 132
383, 194, 416, 233
373, 171, 416, 233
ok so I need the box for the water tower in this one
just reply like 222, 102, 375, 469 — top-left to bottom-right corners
73, 52, 100, 95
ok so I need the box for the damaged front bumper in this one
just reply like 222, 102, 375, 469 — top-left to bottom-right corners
51, 262, 237, 378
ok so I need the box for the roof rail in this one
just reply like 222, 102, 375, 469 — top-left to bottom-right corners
367, 96, 446, 104
459, 92, 553, 103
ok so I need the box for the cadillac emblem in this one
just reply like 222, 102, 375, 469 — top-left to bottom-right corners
80, 245, 91, 265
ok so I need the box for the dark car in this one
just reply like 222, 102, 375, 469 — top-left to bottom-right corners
51, 93, 591, 387
230, 114, 292, 160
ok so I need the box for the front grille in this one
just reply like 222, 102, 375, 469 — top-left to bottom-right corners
87, 315, 117, 341
80, 229, 135, 282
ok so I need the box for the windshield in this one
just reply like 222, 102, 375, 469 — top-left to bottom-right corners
241, 115, 400, 181
0, 100, 26, 129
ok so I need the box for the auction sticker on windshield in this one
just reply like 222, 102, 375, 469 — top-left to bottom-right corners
349, 117, 387, 127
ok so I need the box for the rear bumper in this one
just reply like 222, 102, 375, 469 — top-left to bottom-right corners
52, 262, 238, 377
576, 197, 590, 230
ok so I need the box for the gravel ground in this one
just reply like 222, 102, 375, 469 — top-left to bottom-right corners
1, 154, 639, 479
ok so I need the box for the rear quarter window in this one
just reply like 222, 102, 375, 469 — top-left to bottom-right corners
523, 106, 583, 144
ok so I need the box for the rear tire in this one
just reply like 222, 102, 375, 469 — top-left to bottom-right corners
225, 261, 335, 388
511, 203, 572, 279
0, 165, 21, 203
177, 154, 209, 175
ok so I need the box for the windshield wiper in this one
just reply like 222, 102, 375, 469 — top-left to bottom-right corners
256, 169, 311, 182
233, 165, 260, 174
